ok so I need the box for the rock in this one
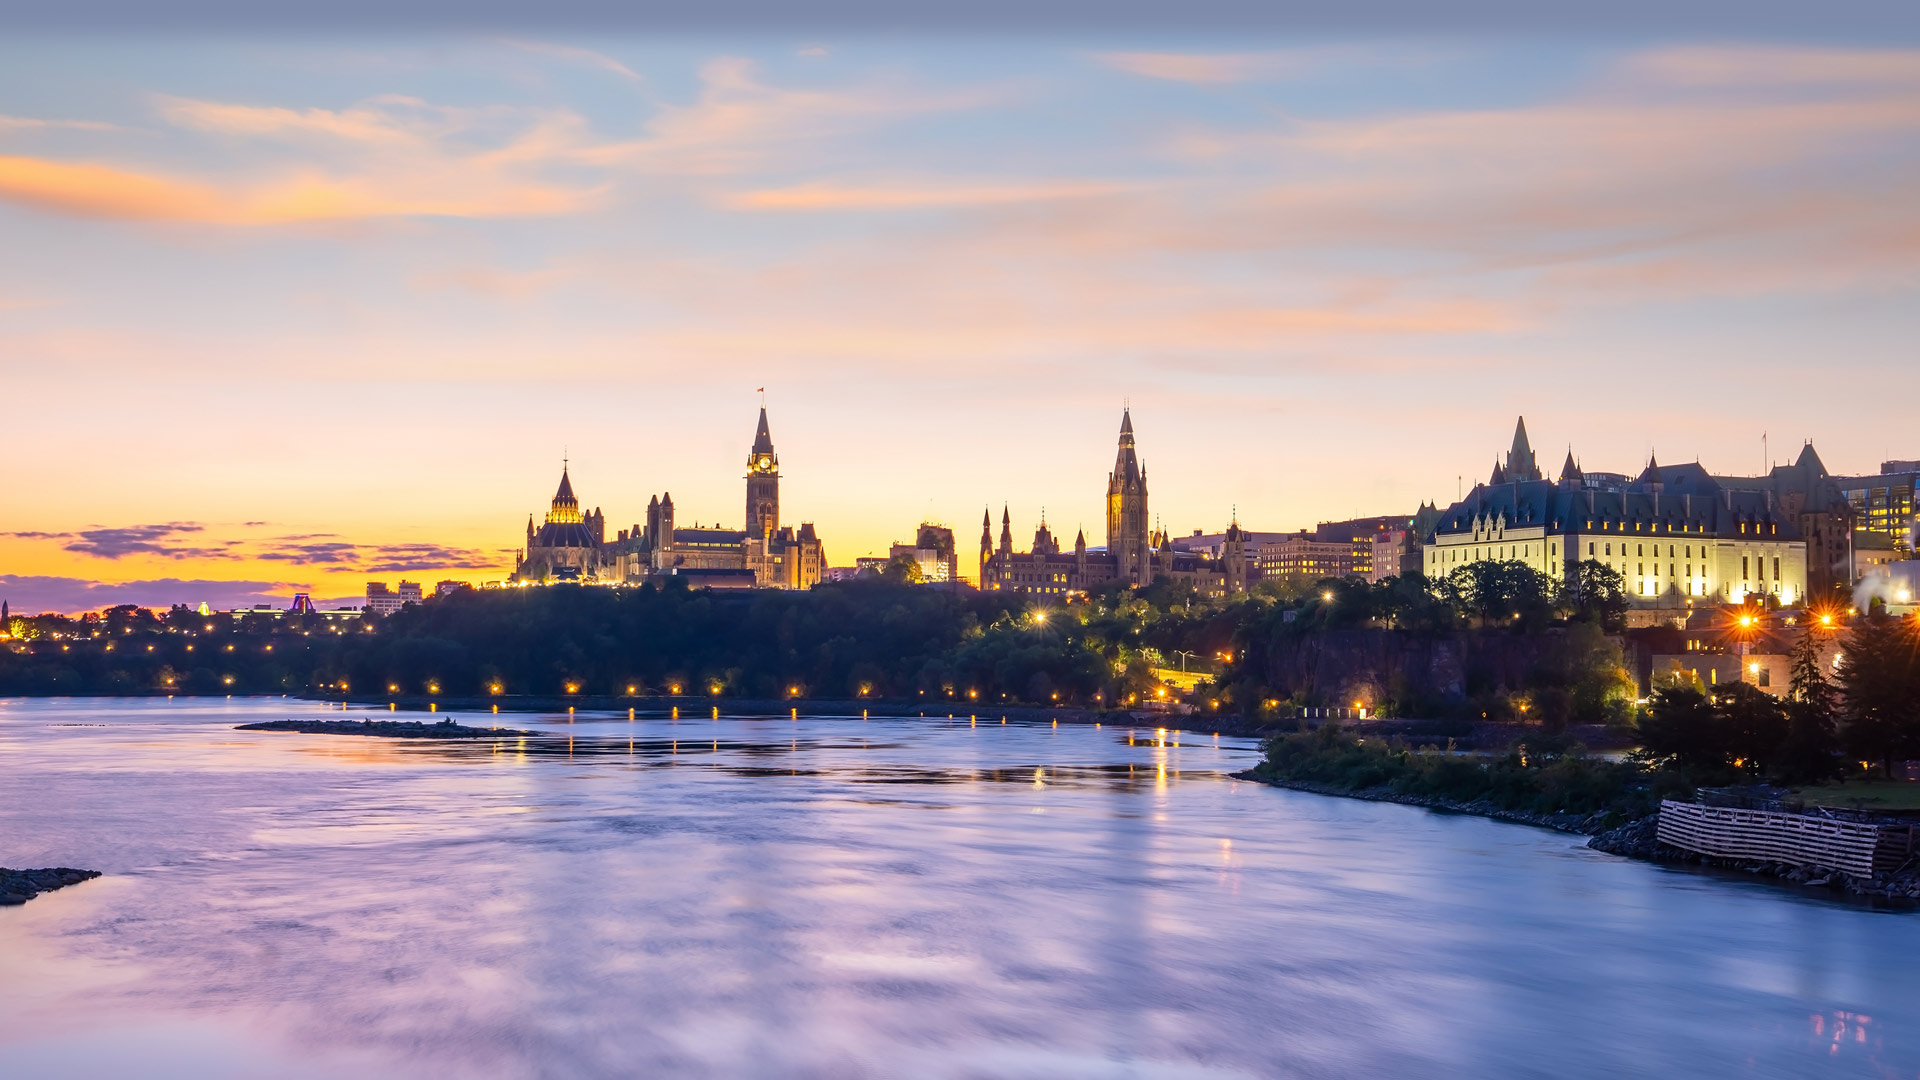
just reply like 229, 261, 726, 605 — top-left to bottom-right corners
0, 867, 100, 905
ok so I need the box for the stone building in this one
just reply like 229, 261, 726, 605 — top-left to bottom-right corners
511, 407, 826, 590
979, 409, 1242, 597
510, 466, 606, 583
1423, 418, 1810, 608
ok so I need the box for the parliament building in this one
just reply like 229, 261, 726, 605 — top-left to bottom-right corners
510, 408, 826, 590
978, 409, 1249, 597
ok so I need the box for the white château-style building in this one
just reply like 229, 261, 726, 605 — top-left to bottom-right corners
1423, 419, 1809, 607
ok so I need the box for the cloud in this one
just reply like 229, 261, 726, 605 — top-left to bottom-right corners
574, 56, 1005, 175
0, 59, 995, 224
0, 152, 597, 224
0, 114, 118, 132
1615, 46, 1920, 91
722, 179, 1131, 211
254, 539, 503, 572
3, 522, 244, 560
1095, 50, 1323, 84
0, 575, 301, 616
498, 39, 645, 83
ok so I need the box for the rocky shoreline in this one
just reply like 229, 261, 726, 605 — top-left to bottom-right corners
1241, 771, 1920, 904
237, 718, 537, 738
1585, 815, 1920, 901
1235, 771, 1624, 834
0, 867, 101, 906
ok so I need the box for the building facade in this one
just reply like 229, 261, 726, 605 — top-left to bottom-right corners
509, 408, 826, 590
1423, 418, 1810, 608
979, 409, 1243, 597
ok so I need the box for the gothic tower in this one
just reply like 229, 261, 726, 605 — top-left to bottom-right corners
1106, 408, 1152, 586
1224, 512, 1247, 593
745, 408, 780, 540
979, 508, 993, 588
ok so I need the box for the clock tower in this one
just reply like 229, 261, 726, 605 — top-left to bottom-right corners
745, 407, 780, 540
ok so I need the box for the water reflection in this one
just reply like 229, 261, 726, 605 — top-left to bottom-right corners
0, 697, 1917, 1079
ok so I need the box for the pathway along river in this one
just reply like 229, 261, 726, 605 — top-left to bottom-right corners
2, 697, 1916, 1079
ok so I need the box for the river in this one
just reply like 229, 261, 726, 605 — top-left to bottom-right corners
1, 697, 1915, 1079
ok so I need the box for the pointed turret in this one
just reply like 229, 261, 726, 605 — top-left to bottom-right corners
1794, 441, 1828, 478
1490, 460, 1507, 486
1074, 528, 1087, 554
751, 408, 775, 456
546, 466, 583, 525
1559, 449, 1582, 484
998, 504, 1013, 556
1506, 416, 1541, 481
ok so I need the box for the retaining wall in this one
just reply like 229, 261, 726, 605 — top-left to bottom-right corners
1656, 800, 1917, 878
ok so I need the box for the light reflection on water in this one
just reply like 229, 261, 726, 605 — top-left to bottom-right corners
2, 697, 1918, 1079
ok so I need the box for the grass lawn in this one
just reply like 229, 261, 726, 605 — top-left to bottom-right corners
1794, 780, 1920, 811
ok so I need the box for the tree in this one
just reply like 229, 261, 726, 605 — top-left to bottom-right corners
1563, 561, 1628, 631
1633, 685, 1727, 772
1445, 560, 1557, 626
882, 553, 924, 584
1714, 682, 1790, 777
1776, 627, 1841, 783
1835, 613, 1920, 775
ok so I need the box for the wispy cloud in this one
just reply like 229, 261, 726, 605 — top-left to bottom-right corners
0, 152, 596, 224
254, 539, 502, 572
1095, 50, 1327, 84
0, 522, 241, 560
722, 179, 1131, 211
0, 113, 118, 131
0, 60, 998, 225
0, 574, 301, 615
499, 39, 645, 83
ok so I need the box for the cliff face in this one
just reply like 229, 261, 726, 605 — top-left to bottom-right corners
1254, 628, 1603, 709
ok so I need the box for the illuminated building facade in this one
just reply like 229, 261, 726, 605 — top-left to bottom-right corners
979, 409, 1242, 597
511, 407, 827, 590
1424, 418, 1809, 607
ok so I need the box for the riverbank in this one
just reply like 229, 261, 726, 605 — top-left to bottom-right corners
1235, 772, 1624, 833
237, 718, 537, 738
0, 867, 100, 906
299, 692, 1290, 738
1586, 815, 1920, 902
1240, 768, 1920, 904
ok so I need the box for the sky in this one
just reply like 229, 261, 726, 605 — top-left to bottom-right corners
2, 27, 1918, 612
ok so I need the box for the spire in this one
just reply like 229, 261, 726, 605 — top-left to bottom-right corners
546, 465, 583, 525
1112, 407, 1142, 486
1490, 459, 1507, 486
1506, 416, 1540, 481
751, 407, 775, 455
1560, 449, 1582, 483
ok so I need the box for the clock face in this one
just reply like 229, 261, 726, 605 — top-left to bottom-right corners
758, 456, 772, 470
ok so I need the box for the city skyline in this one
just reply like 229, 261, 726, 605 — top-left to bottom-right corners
5, 35, 1920, 611
1, 395, 1907, 612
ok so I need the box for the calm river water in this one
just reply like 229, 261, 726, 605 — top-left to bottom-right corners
2, 697, 1916, 1079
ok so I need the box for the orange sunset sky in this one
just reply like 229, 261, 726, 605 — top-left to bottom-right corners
3, 33, 1917, 611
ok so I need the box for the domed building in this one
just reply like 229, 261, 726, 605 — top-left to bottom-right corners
506, 408, 827, 590
511, 466, 607, 583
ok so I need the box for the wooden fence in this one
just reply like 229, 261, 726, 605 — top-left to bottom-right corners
1657, 801, 1917, 878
